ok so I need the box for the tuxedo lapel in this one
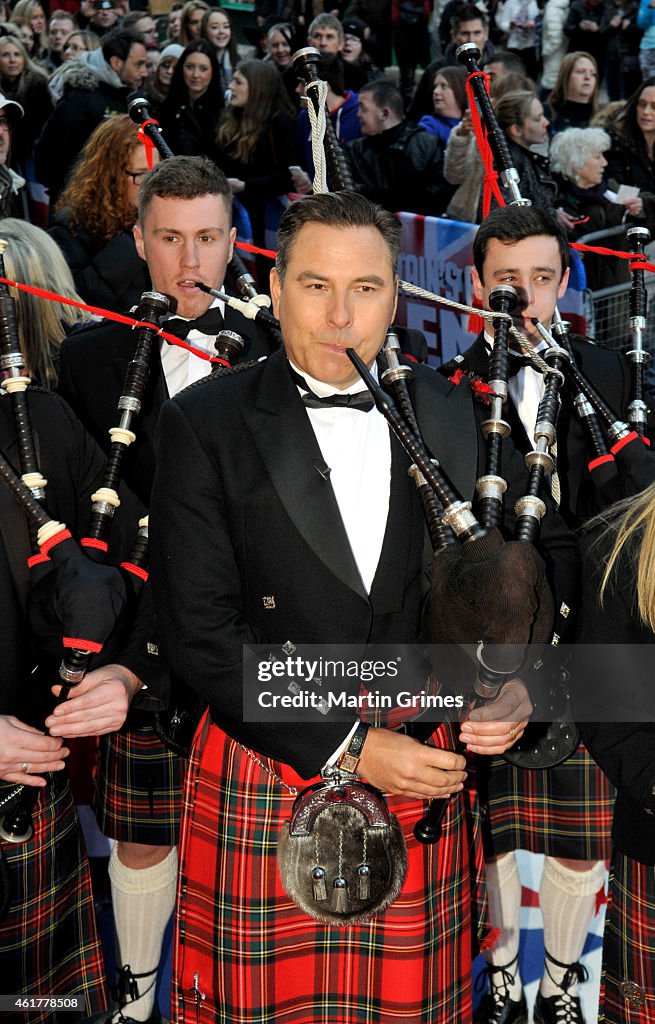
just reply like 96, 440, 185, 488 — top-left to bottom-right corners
242, 351, 368, 601
461, 333, 490, 378
412, 371, 478, 502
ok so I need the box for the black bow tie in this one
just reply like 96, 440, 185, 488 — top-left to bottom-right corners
486, 345, 536, 378
508, 351, 536, 377
289, 365, 375, 412
165, 308, 224, 340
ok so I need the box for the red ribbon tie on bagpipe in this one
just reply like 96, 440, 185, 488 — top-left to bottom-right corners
27, 531, 127, 664
466, 71, 505, 219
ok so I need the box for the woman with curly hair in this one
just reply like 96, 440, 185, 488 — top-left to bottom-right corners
49, 115, 154, 312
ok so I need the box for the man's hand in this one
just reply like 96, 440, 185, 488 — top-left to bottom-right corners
46, 664, 142, 738
459, 678, 532, 754
0, 715, 69, 787
357, 727, 467, 799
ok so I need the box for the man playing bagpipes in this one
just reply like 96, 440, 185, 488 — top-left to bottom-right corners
0, 371, 160, 1022
148, 190, 578, 1024
442, 204, 654, 1024
57, 156, 279, 1024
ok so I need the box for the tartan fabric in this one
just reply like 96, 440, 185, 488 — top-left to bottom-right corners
172, 714, 486, 1024
600, 851, 655, 1024
0, 773, 108, 1024
477, 740, 613, 859
93, 723, 185, 845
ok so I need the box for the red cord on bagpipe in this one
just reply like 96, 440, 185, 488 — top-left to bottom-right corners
466, 70, 505, 218
569, 242, 655, 274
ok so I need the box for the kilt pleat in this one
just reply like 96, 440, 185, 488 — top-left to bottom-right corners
478, 741, 613, 859
93, 724, 185, 845
0, 774, 108, 1024
600, 851, 655, 1024
172, 714, 485, 1023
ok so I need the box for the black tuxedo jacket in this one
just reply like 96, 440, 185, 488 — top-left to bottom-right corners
575, 533, 655, 865
454, 333, 637, 527
57, 307, 277, 504
150, 350, 574, 777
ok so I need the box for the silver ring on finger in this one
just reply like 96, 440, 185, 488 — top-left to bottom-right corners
21, 762, 30, 773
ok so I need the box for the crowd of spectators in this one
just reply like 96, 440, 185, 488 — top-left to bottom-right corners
0, 0, 653, 298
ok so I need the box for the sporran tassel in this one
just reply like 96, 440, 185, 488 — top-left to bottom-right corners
333, 876, 348, 913
312, 866, 327, 901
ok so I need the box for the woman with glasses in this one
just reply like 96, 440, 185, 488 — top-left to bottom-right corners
49, 115, 156, 313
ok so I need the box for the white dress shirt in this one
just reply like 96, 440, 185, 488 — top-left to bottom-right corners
160, 298, 225, 397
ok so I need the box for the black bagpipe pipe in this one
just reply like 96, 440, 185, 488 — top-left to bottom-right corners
456, 44, 530, 208
127, 94, 175, 161
292, 46, 355, 191
82, 291, 170, 556
626, 225, 650, 437
537, 312, 655, 496
0, 239, 46, 547
476, 286, 517, 530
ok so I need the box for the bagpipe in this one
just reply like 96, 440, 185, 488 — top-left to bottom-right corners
455, 42, 655, 501
0, 245, 160, 846
291, 47, 573, 845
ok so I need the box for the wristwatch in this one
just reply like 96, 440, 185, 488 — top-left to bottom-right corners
337, 721, 370, 775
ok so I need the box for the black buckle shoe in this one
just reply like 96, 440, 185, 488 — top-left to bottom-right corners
474, 954, 528, 1024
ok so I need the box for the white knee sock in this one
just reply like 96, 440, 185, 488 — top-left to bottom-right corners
108, 846, 178, 1022
539, 857, 606, 999
484, 851, 523, 1001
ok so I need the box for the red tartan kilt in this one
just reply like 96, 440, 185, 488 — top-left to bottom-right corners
172, 713, 486, 1024
0, 774, 108, 1023
601, 851, 655, 1024
93, 723, 185, 845
478, 740, 614, 860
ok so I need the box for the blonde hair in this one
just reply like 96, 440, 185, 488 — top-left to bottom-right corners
595, 482, 655, 630
10, 0, 46, 57
0, 218, 90, 385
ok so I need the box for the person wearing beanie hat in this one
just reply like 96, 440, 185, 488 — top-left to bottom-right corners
0, 92, 27, 216
159, 42, 184, 63
341, 15, 384, 89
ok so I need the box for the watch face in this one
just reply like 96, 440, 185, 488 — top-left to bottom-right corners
338, 753, 360, 774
